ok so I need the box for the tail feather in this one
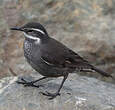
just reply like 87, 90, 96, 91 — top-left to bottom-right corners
92, 66, 113, 78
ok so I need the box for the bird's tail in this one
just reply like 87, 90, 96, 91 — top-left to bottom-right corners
91, 66, 113, 78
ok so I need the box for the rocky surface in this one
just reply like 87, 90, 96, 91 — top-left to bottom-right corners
0, 0, 115, 80
0, 74, 115, 110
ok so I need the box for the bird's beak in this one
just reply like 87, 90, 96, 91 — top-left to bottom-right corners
10, 27, 24, 31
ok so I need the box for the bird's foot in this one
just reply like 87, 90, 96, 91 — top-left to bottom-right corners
16, 78, 43, 88
41, 91, 60, 100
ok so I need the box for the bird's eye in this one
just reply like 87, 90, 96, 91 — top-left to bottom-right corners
26, 30, 34, 34
28, 30, 33, 32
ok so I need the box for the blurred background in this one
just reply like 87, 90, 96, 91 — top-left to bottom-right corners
0, 0, 115, 82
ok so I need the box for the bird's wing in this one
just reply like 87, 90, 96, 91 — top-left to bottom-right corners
40, 38, 92, 69
41, 51, 66, 68
41, 48, 92, 69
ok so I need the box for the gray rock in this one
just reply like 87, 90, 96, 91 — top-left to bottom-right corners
0, 74, 115, 110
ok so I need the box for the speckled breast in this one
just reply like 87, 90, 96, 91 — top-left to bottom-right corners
23, 40, 33, 60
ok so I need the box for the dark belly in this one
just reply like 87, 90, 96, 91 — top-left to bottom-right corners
26, 58, 74, 77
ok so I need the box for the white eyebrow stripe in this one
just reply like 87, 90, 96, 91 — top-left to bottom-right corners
23, 32, 40, 43
31, 28, 45, 34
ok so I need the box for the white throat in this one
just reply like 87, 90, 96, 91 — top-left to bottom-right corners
23, 32, 40, 44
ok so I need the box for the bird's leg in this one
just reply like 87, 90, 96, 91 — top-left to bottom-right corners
17, 76, 47, 88
42, 74, 68, 100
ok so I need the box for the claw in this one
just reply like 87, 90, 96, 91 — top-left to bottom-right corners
41, 91, 60, 100
20, 78, 27, 82
16, 78, 43, 88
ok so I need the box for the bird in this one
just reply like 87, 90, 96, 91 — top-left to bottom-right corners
10, 22, 113, 99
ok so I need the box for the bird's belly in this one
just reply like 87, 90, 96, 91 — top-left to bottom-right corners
26, 58, 68, 77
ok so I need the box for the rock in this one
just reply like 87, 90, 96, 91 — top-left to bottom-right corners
0, 74, 115, 110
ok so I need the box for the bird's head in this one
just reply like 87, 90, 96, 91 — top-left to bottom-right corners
10, 22, 49, 43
